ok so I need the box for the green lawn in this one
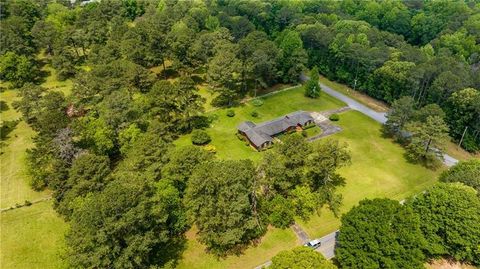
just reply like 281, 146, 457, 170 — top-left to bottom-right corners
175, 86, 345, 160
298, 111, 441, 238
1, 75, 69, 269
176, 226, 298, 269
1, 90, 50, 208
0, 201, 68, 269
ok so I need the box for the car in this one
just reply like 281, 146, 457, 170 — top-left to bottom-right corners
303, 239, 321, 249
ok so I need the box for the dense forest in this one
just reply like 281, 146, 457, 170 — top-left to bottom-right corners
1, 0, 480, 268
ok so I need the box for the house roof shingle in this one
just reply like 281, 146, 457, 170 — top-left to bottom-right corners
237, 111, 314, 148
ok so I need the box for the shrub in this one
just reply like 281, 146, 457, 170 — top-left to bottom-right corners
191, 130, 211, 145
329, 113, 339, 121
24, 200, 32, 206
251, 111, 259, 118
302, 130, 308, 137
236, 133, 245, 141
226, 109, 235, 117
252, 99, 264, 107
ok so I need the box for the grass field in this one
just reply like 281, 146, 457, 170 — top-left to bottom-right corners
298, 111, 441, 238
0, 201, 68, 269
1, 70, 69, 269
176, 226, 297, 269
1, 90, 50, 208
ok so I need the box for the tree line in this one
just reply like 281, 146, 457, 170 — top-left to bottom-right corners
1, 0, 479, 151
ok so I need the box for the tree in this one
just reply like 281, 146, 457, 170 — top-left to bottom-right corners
304, 66, 320, 98
407, 183, 480, 265
405, 115, 450, 167
185, 160, 261, 253
55, 153, 111, 218
265, 194, 295, 228
33, 91, 69, 137
276, 29, 307, 83
304, 140, 350, 216
167, 21, 195, 73
271, 246, 336, 269
336, 198, 425, 269
207, 43, 242, 92
439, 159, 480, 195
0, 52, 38, 87
147, 78, 205, 132
162, 146, 213, 193
11, 83, 43, 123
446, 88, 480, 152
384, 96, 416, 137
66, 175, 186, 268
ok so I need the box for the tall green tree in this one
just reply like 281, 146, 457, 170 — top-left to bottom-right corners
304, 66, 320, 98
66, 175, 186, 268
55, 153, 111, 218
336, 198, 425, 269
185, 160, 261, 253
405, 115, 450, 167
407, 183, 480, 265
0, 52, 38, 87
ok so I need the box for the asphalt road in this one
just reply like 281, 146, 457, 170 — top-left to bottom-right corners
318, 81, 459, 167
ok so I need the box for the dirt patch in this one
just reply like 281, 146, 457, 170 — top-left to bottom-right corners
426, 259, 478, 269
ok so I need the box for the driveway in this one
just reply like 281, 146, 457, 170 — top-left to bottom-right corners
318, 81, 458, 167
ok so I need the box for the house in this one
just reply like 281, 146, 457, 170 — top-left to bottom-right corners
237, 111, 315, 150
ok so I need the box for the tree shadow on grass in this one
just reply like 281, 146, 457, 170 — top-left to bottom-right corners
0, 119, 19, 141
153, 236, 188, 268
0, 100, 9, 112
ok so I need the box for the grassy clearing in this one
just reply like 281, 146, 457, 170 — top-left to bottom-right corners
0, 201, 68, 269
1, 90, 50, 208
298, 111, 441, 238
39, 65, 73, 96
174, 86, 345, 160
176, 226, 297, 269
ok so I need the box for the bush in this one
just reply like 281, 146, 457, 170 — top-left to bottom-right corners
236, 133, 245, 141
302, 130, 307, 137
252, 99, 264, 107
24, 200, 32, 206
267, 195, 295, 228
226, 109, 235, 117
251, 111, 259, 118
329, 113, 339, 121
191, 130, 211, 145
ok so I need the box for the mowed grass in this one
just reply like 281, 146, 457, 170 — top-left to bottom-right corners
176, 226, 297, 269
1, 71, 70, 269
1, 90, 50, 208
175, 86, 346, 160
0, 201, 68, 269
298, 111, 441, 238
